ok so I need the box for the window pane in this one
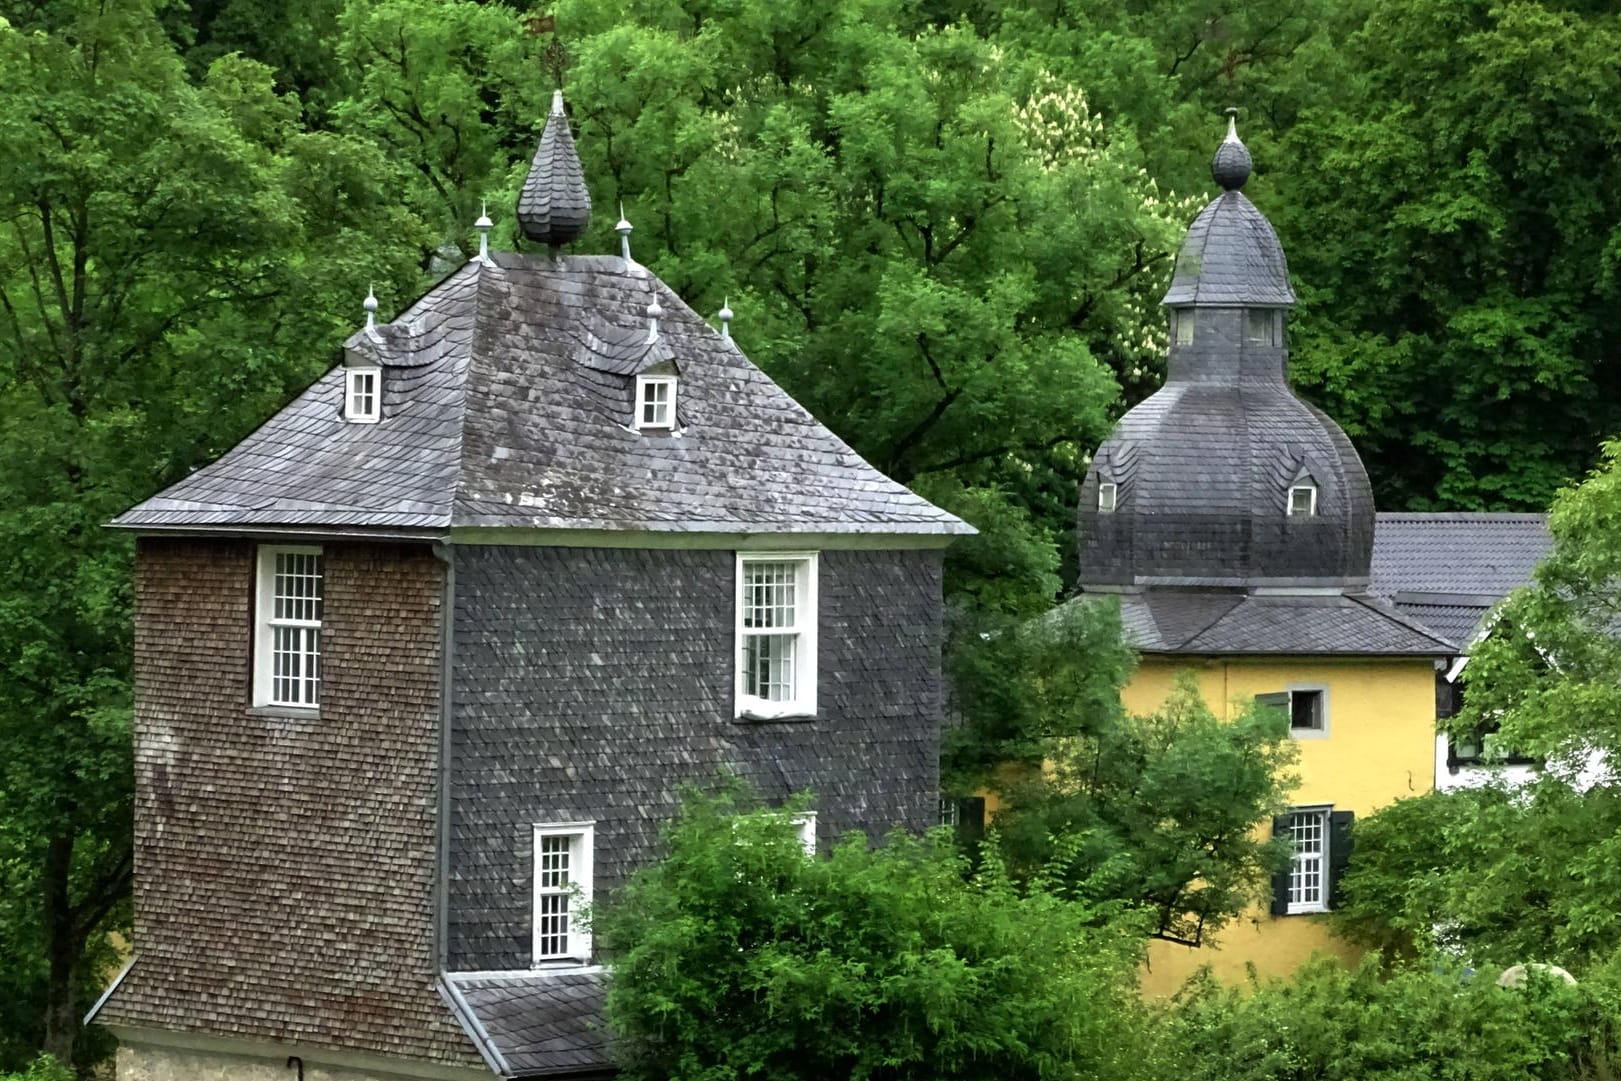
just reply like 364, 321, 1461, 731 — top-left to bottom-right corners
1246, 309, 1271, 343
273, 551, 324, 621
535, 833, 576, 959
1098, 482, 1117, 512
1289, 486, 1316, 516
743, 562, 797, 629
1287, 811, 1327, 907
1291, 691, 1323, 731
271, 625, 320, 706
744, 633, 797, 701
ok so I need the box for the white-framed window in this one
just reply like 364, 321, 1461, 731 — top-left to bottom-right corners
532, 823, 594, 964
1283, 807, 1331, 914
635, 374, 676, 429
254, 546, 324, 709
345, 367, 381, 423
1287, 482, 1318, 516
1174, 309, 1195, 345
791, 811, 817, 856
736, 553, 818, 719
1097, 481, 1119, 513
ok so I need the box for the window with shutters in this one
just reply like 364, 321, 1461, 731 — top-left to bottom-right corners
254, 546, 324, 709
532, 823, 594, 964
1273, 808, 1353, 916
736, 553, 818, 719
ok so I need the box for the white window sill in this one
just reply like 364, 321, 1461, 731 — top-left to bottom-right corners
1289, 728, 1330, 740
530, 958, 594, 972
1284, 903, 1329, 916
249, 704, 320, 720
736, 700, 818, 723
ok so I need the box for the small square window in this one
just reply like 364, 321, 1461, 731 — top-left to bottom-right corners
1290, 689, 1325, 734
736, 553, 818, 719
1245, 309, 1275, 344
1287, 484, 1317, 516
1097, 481, 1118, 513
254, 546, 323, 709
345, 368, 380, 423
635, 375, 676, 429
1175, 309, 1195, 345
533, 823, 594, 964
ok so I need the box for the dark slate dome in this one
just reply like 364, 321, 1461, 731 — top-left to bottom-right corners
1078, 118, 1373, 590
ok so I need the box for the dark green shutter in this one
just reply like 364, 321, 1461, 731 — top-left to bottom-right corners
1327, 810, 1355, 909
1255, 692, 1289, 721
1269, 815, 1292, 916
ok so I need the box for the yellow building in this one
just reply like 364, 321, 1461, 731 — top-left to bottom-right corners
1071, 116, 1455, 992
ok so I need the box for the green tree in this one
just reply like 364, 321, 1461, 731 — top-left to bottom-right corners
1275, 0, 1621, 510
949, 602, 1298, 946
0, 2, 427, 1066
599, 788, 1153, 1081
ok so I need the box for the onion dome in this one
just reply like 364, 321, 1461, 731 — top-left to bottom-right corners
517, 90, 592, 247
1162, 112, 1293, 308
1079, 117, 1373, 590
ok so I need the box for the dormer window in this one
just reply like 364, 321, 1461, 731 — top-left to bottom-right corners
1287, 482, 1318, 516
345, 368, 380, 423
635, 374, 676, 430
1174, 309, 1194, 345
1097, 481, 1119, 513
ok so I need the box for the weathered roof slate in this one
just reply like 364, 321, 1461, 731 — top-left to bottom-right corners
112, 255, 969, 539
444, 971, 612, 1080
1370, 512, 1550, 646
1103, 589, 1456, 656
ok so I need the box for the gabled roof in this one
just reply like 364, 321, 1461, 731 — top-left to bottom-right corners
112, 254, 970, 540
1370, 512, 1550, 646
1104, 589, 1457, 656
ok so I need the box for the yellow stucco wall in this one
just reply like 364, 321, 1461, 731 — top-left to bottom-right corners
1121, 655, 1438, 995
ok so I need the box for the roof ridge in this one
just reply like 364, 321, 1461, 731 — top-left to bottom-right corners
1344, 591, 1458, 651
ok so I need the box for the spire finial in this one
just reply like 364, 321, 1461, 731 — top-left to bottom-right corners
517, 89, 592, 247
718, 297, 734, 340
364, 284, 379, 331
475, 200, 494, 265
646, 296, 664, 342
616, 202, 634, 265
1211, 107, 1252, 191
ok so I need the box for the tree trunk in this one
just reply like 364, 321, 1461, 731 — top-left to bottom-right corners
41, 831, 79, 1066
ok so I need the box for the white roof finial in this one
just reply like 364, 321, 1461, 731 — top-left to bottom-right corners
646, 296, 664, 343
364, 284, 379, 333
616, 202, 634, 267
475, 200, 494, 265
718, 297, 734, 340
550, 89, 565, 116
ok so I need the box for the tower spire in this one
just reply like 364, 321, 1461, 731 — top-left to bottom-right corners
516, 89, 592, 248
1211, 107, 1252, 191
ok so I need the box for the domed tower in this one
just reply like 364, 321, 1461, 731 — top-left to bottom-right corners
1078, 113, 1375, 594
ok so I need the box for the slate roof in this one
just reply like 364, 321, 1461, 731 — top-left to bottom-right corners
1370, 512, 1550, 646
443, 971, 612, 1080
112, 254, 969, 539
1103, 589, 1456, 656
1161, 191, 1295, 307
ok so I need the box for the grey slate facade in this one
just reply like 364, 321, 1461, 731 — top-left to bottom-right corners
96, 90, 966, 1081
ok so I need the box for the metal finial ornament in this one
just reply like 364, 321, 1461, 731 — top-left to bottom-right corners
646, 297, 664, 342
475, 200, 494, 265
616, 202, 634, 265
719, 297, 734, 340
363, 285, 379, 331
1211, 106, 1252, 192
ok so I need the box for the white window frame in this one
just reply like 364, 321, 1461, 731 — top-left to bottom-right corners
634, 374, 677, 429
1284, 806, 1331, 915
1286, 684, 1330, 739
735, 552, 819, 719
1097, 481, 1119, 513
1287, 483, 1318, 516
791, 811, 817, 856
532, 822, 594, 965
345, 367, 381, 423
253, 545, 324, 710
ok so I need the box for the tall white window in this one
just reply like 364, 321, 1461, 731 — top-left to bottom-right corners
532, 823, 594, 964
736, 553, 818, 718
1097, 481, 1118, 513
1284, 808, 1330, 914
254, 546, 324, 709
635, 374, 676, 429
792, 811, 817, 856
1287, 482, 1318, 516
345, 367, 381, 423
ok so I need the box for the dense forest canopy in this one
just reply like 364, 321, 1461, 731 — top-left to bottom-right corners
2, 0, 1620, 1073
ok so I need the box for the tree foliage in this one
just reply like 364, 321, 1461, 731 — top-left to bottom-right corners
599, 788, 1154, 1081
950, 602, 1297, 947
